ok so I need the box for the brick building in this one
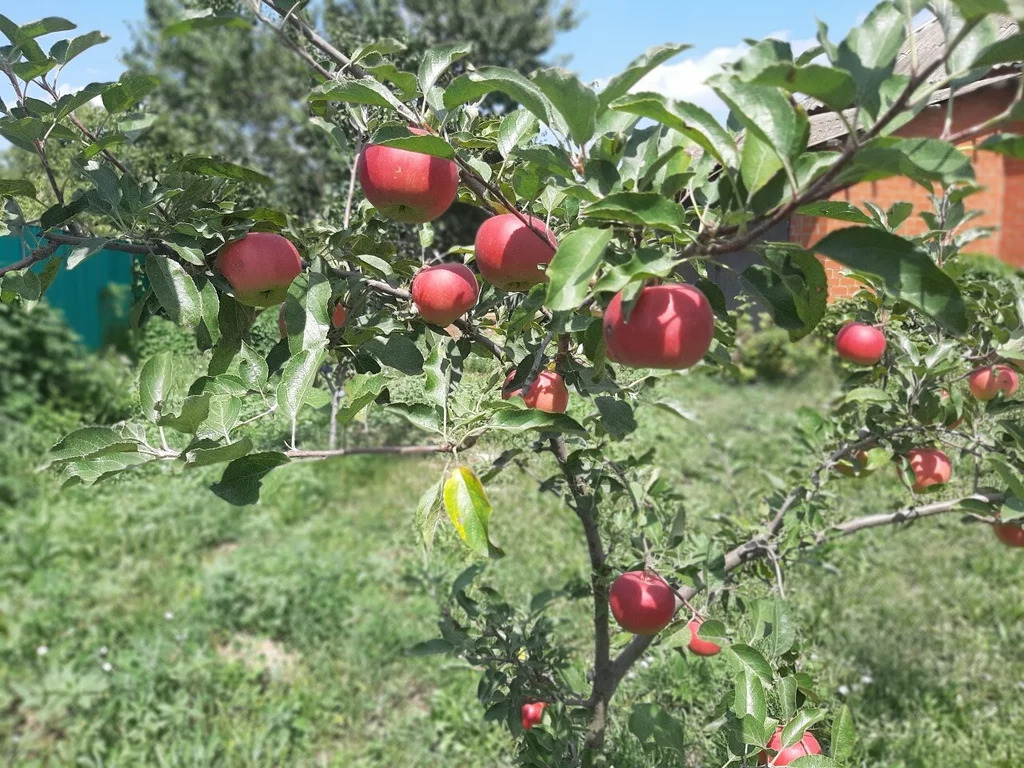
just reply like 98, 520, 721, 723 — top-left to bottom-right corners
788, 17, 1022, 299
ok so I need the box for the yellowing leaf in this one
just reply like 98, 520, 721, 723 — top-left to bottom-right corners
443, 466, 504, 559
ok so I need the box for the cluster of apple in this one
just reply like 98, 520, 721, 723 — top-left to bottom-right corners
215, 137, 717, 415
834, 321, 1023, 547
605, 571, 814, 764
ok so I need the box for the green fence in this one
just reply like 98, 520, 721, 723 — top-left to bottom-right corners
0, 231, 135, 349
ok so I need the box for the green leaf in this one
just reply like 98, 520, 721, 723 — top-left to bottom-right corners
351, 37, 406, 62
337, 372, 386, 425
277, 348, 326, 422
12, 58, 56, 81
837, 1, 906, 115
0, 117, 78, 152
595, 397, 637, 439
788, 757, 842, 767
742, 247, 827, 341
413, 478, 445, 553
101, 74, 159, 113
725, 644, 773, 683
610, 91, 738, 166
60, 454, 149, 488
741, 131, 784, 196
544, 227, 612, 311
830, 705, 856, 762
211, 452, 290, 506
970, 33, 1024, 68
796, 200, 873, 225
161, 11, 250, 38
388, 402, 442, 433
364, 335, 424, 375
840, 137, 973, 188
423, 342, 449, 410
750, 597, 796, 657
50, 30, 109, 64
237, 341, 269, 391
196, 394, 241, 442
733, 670, 767, 721
533, 68, 598, 145
444, 466, 504, 558
158, 393, 212, 434
0, 267, 41, 302
748, 63, 856, 111
308, 77, 406, 111
593, 247, 678, 294
443, 66, 555, 127
598, 43, 691, 111
371, 132, 454, 159
45, 427, 137, 467
489, 409, 588, 436
947, 0, 1014, 19
139, 351, 180, 421
178, 156, 272, 186
813, 227, 967, 334
584, 192, 687, 232
418, 42, 472, 96
711, 77, 806, 165
145, 254, 203, 328
283, 270, 331, 355
0, 179, 36, 198
497, 108, 539, 159
989, 455, 1024, 500
979, 133, 1024, 158
627, 702, 686, 753
778, 676, 799, 719
781, 709, 827, 748
185, 437, 253, 467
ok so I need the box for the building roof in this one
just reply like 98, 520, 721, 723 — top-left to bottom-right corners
806, 15, 1021, 147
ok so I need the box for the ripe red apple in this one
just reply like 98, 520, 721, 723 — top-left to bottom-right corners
609, 571, 676, 635
520, 701, 546, 730
603, 284, 714, 370
411, 263, 479, 326
278, 301, 347, 338
356, 128, 459, 223
759, 727, 822, 766
502, 370, 569, 414
835, 322, 886, 366
906, 448, 952, 492
331, 302, 347, 328
217, 232, 302, 307
968, 364, 1019, 401
474, 213, 557, 291
993, 521, 1024, 547
687, 618, 721, 657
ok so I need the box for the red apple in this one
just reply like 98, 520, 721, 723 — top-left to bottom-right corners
968, 364, 1019, 401
502, 370, 569, 414
759, 727, 822, 766
687, 618, 721, 657
994, 522, 1024, 547
835, 322, 886, 366
331, 302, 347, 328
603, 284, 714, 370
217, 232, 302, 307
356, 128, 459, 223
906, 448, 952, 492
608, 571, 676, 635
521, 701, 546, 730
278, 301, 347, 338
411, 263, 479, 326
475, 213, 557, 291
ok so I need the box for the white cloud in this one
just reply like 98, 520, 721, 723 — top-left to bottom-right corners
616, 32, 816, 120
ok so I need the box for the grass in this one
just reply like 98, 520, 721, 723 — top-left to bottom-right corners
2, 369, 1023, 767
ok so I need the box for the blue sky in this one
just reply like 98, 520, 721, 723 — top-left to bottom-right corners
1, 1, 874, 129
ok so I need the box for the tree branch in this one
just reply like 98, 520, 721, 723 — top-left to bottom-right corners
0, 239, 60, 278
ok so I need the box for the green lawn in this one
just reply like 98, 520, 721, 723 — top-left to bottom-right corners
2, 371, 1022, 767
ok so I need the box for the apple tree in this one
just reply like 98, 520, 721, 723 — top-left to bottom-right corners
2, 1, 1024, 764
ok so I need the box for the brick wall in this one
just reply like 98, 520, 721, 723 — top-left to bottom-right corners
789, 84, 1024, 299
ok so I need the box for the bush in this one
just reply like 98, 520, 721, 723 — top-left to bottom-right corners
0, 300, 133, 424
730, 312, 827, 383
